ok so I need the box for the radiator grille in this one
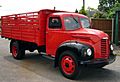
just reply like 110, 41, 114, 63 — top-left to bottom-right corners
101, 39, 107, 57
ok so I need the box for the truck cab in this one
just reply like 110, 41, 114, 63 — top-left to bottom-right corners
46, 12, 111, 59
46, 12, 116, 79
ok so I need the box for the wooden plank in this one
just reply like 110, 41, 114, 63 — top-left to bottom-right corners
92, 19, 112, 39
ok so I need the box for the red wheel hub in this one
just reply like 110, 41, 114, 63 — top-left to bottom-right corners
12, 46, 17, 57
61, 56, 75, 75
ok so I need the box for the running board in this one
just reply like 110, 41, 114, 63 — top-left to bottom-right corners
40, 52, 55, 61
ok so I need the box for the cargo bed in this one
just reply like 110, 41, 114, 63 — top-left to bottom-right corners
1, 9, 58, 46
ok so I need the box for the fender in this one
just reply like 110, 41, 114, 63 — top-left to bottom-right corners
55, 42, 94, 67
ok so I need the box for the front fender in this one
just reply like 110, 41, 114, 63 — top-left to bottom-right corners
54, 42, 94, 67
57, 42, 94, 61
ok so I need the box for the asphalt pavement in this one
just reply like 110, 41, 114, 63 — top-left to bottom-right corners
0, 37, 120, 82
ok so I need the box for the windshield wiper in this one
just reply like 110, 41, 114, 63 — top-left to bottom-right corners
71, 15, 78, 23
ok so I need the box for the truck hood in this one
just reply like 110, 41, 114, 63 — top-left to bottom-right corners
70, 28, 109, 43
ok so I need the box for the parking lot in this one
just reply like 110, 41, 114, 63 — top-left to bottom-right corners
0, 37, 120, 82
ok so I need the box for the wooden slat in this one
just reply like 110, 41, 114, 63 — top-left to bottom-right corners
92, 19, 112, 39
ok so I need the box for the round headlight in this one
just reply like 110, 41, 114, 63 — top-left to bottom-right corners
110, 45, 114, 51
87, 48, 92, 56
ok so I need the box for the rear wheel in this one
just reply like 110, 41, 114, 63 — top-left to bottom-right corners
58, 51, 81, 79
11, 41, 25, 60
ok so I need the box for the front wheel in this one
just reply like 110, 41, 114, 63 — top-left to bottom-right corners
58, 51, 81, 79
11, 41, 25, 60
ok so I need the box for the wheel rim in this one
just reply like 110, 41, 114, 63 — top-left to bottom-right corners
12, 46, 17, 57
61, 55, 75, 75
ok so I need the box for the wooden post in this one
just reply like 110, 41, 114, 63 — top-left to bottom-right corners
112, 18, 114, 42
115, 11, 119, 46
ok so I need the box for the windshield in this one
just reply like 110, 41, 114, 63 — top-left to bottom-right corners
64, 16, 91, 30
80, 18, 90, 28
64, 16, 80, 30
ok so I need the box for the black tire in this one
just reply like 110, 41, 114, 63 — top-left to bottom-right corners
58, 51, 81, 80
11, 41, 25, 60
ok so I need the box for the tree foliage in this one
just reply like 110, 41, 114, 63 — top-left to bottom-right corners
86, 7, 98, 17
107, 2, 120, 18
97, 0, 120, 18
79, 6, 87, 15
98, 0, 115, 12
93, 11, 107, 18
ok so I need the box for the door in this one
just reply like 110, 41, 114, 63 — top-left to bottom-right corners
46, 17, 63, 56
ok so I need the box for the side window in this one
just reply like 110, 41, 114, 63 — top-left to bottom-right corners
49, 17, 62, 29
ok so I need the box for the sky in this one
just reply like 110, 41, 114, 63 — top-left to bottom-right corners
0, 0, 99, 16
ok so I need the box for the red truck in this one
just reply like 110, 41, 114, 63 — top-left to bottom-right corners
1, 9, 116, 79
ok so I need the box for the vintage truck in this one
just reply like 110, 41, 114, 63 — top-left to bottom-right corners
1, 9, 116, 79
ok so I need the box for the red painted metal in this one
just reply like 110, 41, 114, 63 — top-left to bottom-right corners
12, 46, 17, 57
1, 9, 110, 59
61, 56, 75, 75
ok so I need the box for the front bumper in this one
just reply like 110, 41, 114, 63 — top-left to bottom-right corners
80, 53, 116, 65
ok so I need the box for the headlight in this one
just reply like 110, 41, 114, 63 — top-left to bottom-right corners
110, 45, 114, 51
87, 48, 92, 56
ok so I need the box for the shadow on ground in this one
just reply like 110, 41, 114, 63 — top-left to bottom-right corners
4, 53, 120, 82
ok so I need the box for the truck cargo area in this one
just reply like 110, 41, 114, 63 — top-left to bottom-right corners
1, 9, 64, 46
